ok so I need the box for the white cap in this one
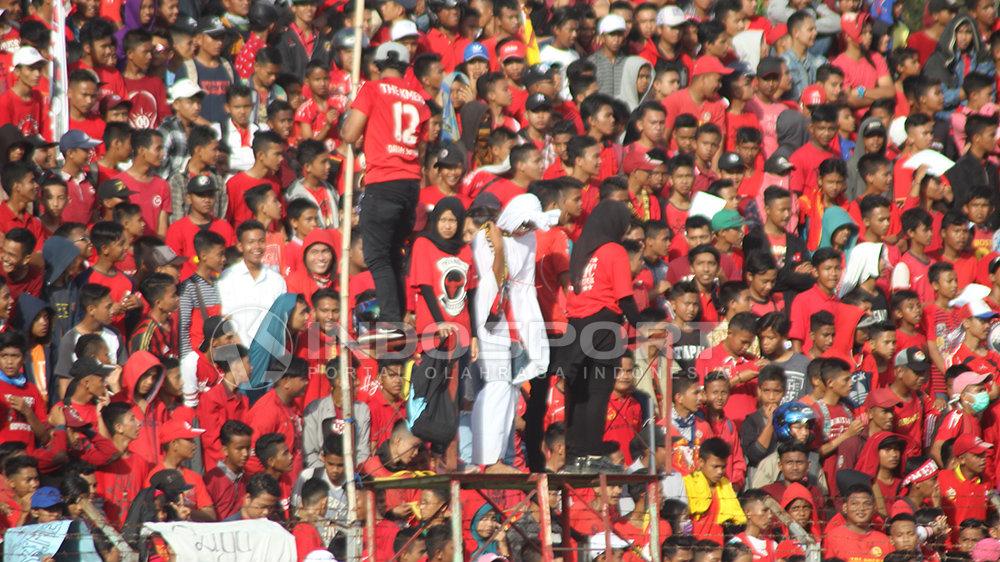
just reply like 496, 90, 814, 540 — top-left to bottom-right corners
303, 551, 337, 562
588, 533, 630, 561
12, 46, 44, 68
168, 79, 205, 102
598, 14, 627, 35
390, 20, 420, 41
656, 5, 686, 27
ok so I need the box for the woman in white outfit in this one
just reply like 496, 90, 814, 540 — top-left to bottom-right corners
470, 194, 558, 466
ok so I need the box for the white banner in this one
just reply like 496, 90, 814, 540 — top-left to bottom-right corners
143, 519, 297, 562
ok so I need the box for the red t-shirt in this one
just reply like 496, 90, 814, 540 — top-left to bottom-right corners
165, 216, 237, 258
0, 378, 46, 448
69, 116, 106, 144
788, 285, 838, 342
351, 77, 430, 184
938, 467, 989, 539
662, 88, 727, 132
87, 267, 134, 334
788, 142, 836, 196
0, 88, 47, 138
566, 243, 633, 319
822, 525, 893, 562
892, 390, 926, 458
123, 75, 171, 129
534, 226, 571, 333
0, 202, 46, 243
225, 173, 280, 227
113, 171, 171, 235
407, 237, 475, 350
605, 393, 642, 464
95, 453, 151, 528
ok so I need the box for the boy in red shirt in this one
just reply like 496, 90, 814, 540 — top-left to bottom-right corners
733, 489, 778, 560
683, 437, 746, 543
813, 357, 864, 494
203, 419, 252, 521
695, 312, 761, 425
893, 208, 935, 303
889, 347, 932, 458
165, 175, 236, 259
253, 432, 296, 516
932, 210, 979, 288
788, 247, 842, 350
0, 47, 48, 138
924, 262, 960, 397
130, 272, 179, 358
703, 372, 747, 489
78, 221, 139, 334
225, 131, 284, 227
933, 371, 990, 465
603, 352, 642, 464
246, 357, 309, 476
197, 342, 250, 467
113, 130, 171, 236
938, 434, 991, 541
788, 104, 837, 198
0, 331, 49, 450
146, 417, 216, 521
822, 483, 894, 562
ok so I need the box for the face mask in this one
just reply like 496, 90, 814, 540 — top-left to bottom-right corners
970, 391, 990, 413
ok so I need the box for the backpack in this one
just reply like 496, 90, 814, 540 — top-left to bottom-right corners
182, 58, 236, 87
406, 346, 458, 455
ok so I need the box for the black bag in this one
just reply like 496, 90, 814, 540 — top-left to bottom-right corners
408, 347, 458, 455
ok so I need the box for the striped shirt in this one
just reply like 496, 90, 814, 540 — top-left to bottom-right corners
178, 274, 221, 358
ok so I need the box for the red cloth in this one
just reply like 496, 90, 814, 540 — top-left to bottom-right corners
694, 343, 759, 425
293, 522, 326, 562
4, 265, 43, 302
203, 464, 246, 521
95, 453, 151, 528
566, 243, 633, 318
938, 467, 989, 540
350, 77, 430, 184
788, 142, 837, 196
123, 75, 170, 128
113, 171, 171, 235
421, 28, 470, 72
364, 389, 406, 451
225, 173, 280, 227
0, 88, 48, 139
662, 89, 727, 133
246, 389, 304, 476
822, 525, 894, 562
407, 237, 474, 350
788, 284, 838, 342
0, 378, 46, 449
604, 393, 642, 463
165, 217, 237, 258
0, 202, 46, 244
534, 226, 571, 334
197, 382, 249, 468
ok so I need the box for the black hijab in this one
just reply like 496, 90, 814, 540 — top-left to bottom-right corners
421, 197, 467, 255
569, 200, 632, 293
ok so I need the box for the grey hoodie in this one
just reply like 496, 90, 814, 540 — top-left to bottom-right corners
620, 56, 654, 111
846, 117, 886, 200
772, 109, 809, 161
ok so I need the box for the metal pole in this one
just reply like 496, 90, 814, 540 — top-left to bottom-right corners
663, 332, 673, 476
599, 474, 612, 562
365, 491, 376, 561
647, 395, 661, 562
450, 479, 463, 562
537, 474, 554, 562
339, 3, 367, 560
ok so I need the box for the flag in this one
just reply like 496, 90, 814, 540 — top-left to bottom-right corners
522, 8, 540, 65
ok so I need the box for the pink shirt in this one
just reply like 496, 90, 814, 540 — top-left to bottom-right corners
746, 97, 792, 157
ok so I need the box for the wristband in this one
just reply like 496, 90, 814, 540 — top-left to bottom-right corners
856, 86, 866, 98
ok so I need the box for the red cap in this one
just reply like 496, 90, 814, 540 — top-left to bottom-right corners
801, 84, 826, 106
691, 55, 733, 78
867, 388, 903, 410
499, 41, 527, 63
952, 434, 993, 457
765, 23, 787, 46
160, 418, 206, 443
622, 147, 663, 174
841, 11, 869, 44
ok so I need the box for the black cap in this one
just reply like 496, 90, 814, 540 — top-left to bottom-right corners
928, 0, 957, 12
836, 469, 872, 495
97, 179, 137, 201
862, 119, 887, 137
434, 144, 465, 168
894, 346, 931, 373
69, 357, 115, 379
523, 65, 555, 88
764, 153, 794, 175
718, 152, 745, 173
149, 469, 194, 496
525, 93, 553, 112
200, 316, 235, 353
186, 174, 218, 195
878, 435, 907, 450
195, 16, 227, 36
172, 17, 198, 35
249, 2, 279, 29
757, 56, 783, 80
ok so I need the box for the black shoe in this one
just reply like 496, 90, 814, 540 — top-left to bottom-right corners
356, 327, 405, 345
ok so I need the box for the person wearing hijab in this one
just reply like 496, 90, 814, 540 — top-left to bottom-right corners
408, 196, 476, 355
840, 242, 890, 321
854, 431, 908, 517
244, 293, 310, 401
114, 0, 158, 62
470, 194, 554, 466
561, 200, 640, 470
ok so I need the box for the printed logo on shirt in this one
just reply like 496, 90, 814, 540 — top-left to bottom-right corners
128, 90, 159, 129
946, 487, 957, 501
436, 256, 470, 317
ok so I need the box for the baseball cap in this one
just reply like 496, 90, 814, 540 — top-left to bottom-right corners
160, 418, 207, 443
841, 11, 868, 45
893, 347, 930, 373
249, 2, 279, 30
622, 148, 662, 174
434, 144, 465, 168
499, 41, 527, 63
523, 65, 555, 88
867, 388, 903, 410
149, 468, 195, 495
390, 20, 420, 41
12, 46, 45, 68
525, 93, 553, 112
757, 56, 783, 79
952, 371, 991, 395
172, 17, 198, 36
464, 42, 489, 63
928, 0, 958, 12
952, 434, 993, 457
168, 79, 205, 102
63, 405, 92, 429
692, 55, 733, 78
764, 153, 795, 175
956, 299, 999, 322
187, 174, 218, 195
710, 209, 744, 232
862, 119, 887, 137
31, 487, 63, 509
598, 14, 627, 35
201, 316, 236, 353
59, 130, 102, 153
195, 16, 227, 36
765, 23, 787, 46
332, 27, 370, 51
374, 41, 410, 65
99, 94, 132, 114
656, 5, 685, 27
801, 84, 826, 106
149, 245, 187, 268
718, 152, 745, 173
69, 357, 116, 379
97, 179, 137, 201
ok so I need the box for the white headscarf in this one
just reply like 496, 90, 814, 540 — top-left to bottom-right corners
839, 242, 885, 297
473, 194, 556, 384
732, 30, 764, 75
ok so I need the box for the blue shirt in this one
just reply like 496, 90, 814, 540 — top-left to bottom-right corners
781, 49, 827, 100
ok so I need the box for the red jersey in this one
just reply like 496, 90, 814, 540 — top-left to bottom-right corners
566, 243, 633, 319
534, 226, 571, 333
0, 378, 46, 448
122, 75, 170, 128
113, 171, 171, 235
95, 453, 150, 528
407, 237, 475, 350
165, 216, 237, 258
0, 202, 45, 244
197, 381, 248, 468
938, 466, 989, 539
822, 525, 893, 562
351, 77, 430, 184
225, 173, 280, 226
604, 393, 642, 464
788, 142, 837, 197
892, 390, 927, 458
0, 88, 47, 138
247, 390, 304, 476
662, 89, 727, 132
788, 285, 838, 342
694, 344, 759, 424
365, 389, 406, 451
420, 28, 470, 72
